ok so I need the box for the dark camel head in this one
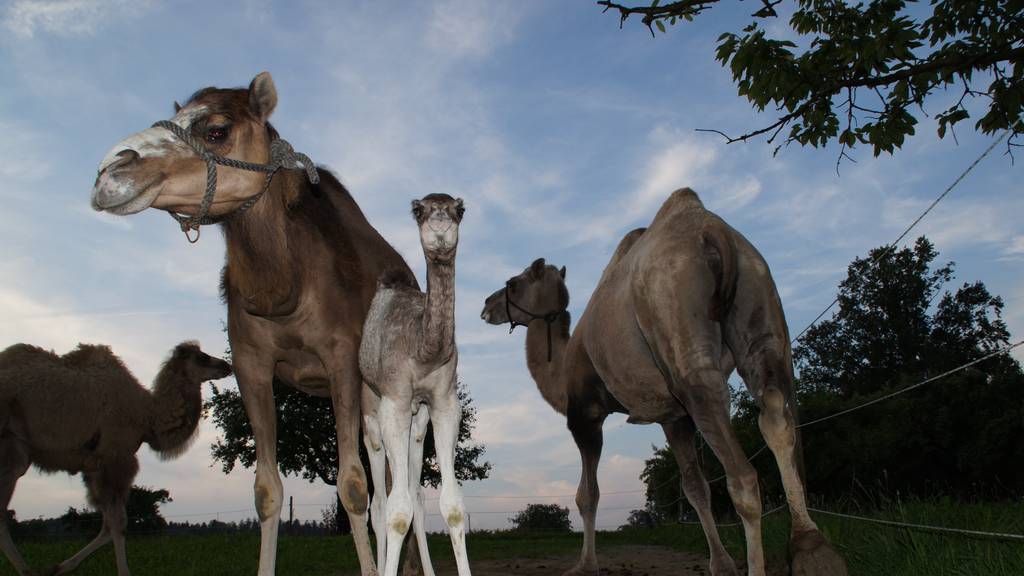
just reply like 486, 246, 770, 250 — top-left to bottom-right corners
170, 341, 233, 383
412, 193, 464, 263
480, 258, 567, 326
91, 72, 280, 217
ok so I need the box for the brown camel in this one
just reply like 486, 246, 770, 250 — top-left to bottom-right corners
0, 341, 232, 576
480, 188, 847, 576
361, 194, 469, 576
89, 72, 414, 575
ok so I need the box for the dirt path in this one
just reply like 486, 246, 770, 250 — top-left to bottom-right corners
434, 545, 713, 575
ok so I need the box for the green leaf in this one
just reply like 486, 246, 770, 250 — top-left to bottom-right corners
656, 20, 665, 33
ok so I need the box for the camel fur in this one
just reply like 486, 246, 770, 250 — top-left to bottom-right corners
361, 194, 470, 576
481, 188, 847, 576
0, 341, 232, 576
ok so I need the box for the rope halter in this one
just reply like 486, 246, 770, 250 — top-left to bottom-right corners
505, 280, 565, 362
151, 120, 320, 243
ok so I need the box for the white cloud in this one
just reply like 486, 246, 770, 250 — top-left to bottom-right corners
0, 120, 51, 183
425, 0, 519, 60
2, 0, 154, 39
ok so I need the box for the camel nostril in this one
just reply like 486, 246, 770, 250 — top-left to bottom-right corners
99, 149, 140, 176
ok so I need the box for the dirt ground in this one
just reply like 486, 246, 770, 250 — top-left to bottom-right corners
434, 545, 715, 575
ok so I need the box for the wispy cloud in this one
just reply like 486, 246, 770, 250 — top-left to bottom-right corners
2, 0, 154, 39
425, 0, 520, 60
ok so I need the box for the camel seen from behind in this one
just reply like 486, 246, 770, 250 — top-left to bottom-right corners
0, 341, 232, 576
361, 194, 470, 576
481, 188, 847, 576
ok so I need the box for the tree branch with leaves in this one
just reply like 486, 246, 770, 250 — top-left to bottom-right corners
600, 0, 1023, 159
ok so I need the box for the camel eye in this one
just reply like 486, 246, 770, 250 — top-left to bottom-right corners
206, 126, 229, 143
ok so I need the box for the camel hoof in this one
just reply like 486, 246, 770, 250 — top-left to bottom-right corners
709, 554, 740, 576
790, 529, 847, 576
561, 564, 599, 576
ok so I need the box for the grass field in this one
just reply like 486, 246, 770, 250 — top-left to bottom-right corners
2, 499, 1021, 575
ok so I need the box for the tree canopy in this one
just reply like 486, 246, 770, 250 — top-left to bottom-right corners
205, 380, 491, 489
600, 1, 1023, 158
639, 237, 1023, 516
509, 503, 573, 532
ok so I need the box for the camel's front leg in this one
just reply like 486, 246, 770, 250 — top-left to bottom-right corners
49, 524, 111, 575
409, 403, 436, 576
234, 352, 284, 576
331, 367, 377, 576
378, 395, 413, 576
0, 439, 31, 576
662, 417, 738, 576
564, 405, 605, 576
430, 386, 471, 576
362, 389, 388, 573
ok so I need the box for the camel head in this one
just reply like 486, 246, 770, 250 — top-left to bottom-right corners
91, 72, 281, 219
480, 258, 567, 326
170, 341, 233, 383
412, 193, 465, 263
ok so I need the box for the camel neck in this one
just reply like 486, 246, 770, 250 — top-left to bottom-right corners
222, 171, 301, 316
524, 311, 571, 416
419, 258, 456, 364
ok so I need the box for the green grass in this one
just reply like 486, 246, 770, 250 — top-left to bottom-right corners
2, 499, 1021, 575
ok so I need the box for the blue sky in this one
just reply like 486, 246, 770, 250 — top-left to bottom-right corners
1, 0, 1021, 532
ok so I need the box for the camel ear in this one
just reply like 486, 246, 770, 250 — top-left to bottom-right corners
559, 266, 566, 279
455, 198, 465, 220
411, 199, 425, 220
530, 258, 546, 278
173, 101, 182, 113
248, 71, 278, 122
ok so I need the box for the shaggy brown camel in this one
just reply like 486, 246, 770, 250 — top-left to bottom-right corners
89, 72, 415, 575
480, 189, 847, 576
0, 341, 231, 576
361, 194, 469, 576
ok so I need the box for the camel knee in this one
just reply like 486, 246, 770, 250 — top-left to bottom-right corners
757, 386, 795, 447
254, 473, 283, 522
575, 484, 599, 516
726, 466, 761, 519
439, 486, 466, 529
386, 493, 413, 535
338, 466, 369, 515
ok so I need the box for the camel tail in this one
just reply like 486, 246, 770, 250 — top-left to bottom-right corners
701, 222, 738, 322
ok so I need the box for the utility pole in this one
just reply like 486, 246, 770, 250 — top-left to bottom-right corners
288, 496, 294, 532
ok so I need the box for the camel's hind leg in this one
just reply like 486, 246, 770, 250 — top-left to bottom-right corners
0, 437, 31, 576
662, 417, 738, 576
635, 268, 765, 576
409, 404, 435, 576
731, 337, 847, 576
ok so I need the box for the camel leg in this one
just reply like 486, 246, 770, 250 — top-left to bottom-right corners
635, 282, 765, 576
332, 368, 377, 576
50, 524, 111, 575
564, 405, 604, 576
0, 438, 31, 576
430, 385, 470, 576
106, 503, 131, 576
378, 395, 413, 576
662, 417, 739, 576
234, 354, 284, 576
738, 344, 847, 576
363, 402, 388, 573
409, 404, 435, 576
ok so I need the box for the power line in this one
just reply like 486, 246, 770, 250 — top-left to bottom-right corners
790, 130, 1009, 345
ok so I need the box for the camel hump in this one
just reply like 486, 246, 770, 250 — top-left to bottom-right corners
378, 268, 417, 289
62, 344, 121, 369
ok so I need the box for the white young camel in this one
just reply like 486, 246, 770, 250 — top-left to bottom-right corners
360, 194, 470, 576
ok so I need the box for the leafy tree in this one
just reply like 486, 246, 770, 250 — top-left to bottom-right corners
126, 486, 172, 532
622, 507, 660, 529
599, 1, 1023, 158
509, 503, 573, 532
640, 237, 1023, 508
206, 381, 490, 487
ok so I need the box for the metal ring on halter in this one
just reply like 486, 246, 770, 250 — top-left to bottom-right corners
504, 280, 565, 362
150, 119, 320, 242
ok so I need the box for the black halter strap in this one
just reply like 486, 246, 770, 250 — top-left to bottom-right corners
505, 281, 565, 362
151, 119, 319, 243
